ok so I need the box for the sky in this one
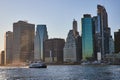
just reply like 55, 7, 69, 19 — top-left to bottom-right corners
0, 0, 120, 51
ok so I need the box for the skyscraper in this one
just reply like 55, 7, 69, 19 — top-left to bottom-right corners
4, 31, 13, 64
97, 5, 111, 59
92, 16, 98, 60
34, 25, 48, 61
64, 30, 77, 62
13, 21, 35, 64
82, 14, 93, 60
64, 19, 82, 62
114, 29, 120, 53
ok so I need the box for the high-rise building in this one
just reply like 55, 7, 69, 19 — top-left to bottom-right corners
64, 30, 77, 62
64, 19, 82, 62
82, 14, 93, 60
4, 31, 13, 64
97, 5, 111, 59
0, 50, 5, 65
92, 16, 98, 60
114, 29, 120, 53
44, 38, 65, 63
73, 19, 79, 37
34, 25, 48, 61
13, 21, 35, 64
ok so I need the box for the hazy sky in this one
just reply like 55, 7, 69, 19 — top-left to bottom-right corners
0, 0, 120, 51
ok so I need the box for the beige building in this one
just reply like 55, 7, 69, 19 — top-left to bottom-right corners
13, 21, 35, 64
4, 31, 13, 64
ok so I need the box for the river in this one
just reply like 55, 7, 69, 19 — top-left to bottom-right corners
0, 65, 120, 80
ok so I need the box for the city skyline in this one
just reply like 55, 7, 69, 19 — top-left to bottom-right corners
0, 0, 120, 51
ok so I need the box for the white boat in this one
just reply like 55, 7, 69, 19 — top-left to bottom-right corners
29, 61, 47, 68
81, 61, 91, 65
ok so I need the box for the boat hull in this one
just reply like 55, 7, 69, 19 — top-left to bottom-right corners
29, 65, 47, 68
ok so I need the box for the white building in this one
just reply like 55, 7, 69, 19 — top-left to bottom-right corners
64, 30, 77, 62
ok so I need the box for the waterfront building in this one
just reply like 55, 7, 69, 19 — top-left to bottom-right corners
92, 16, 98, 60
76, 36, 82, 61
13, 21, 35, 64
64, 30, 77, 62
64, 19, 82, 62
44, 38, 65, 63
4, 31, 13, 64
97, 5, 111, 59
0, 51, 5, 65
34, 25, 48, 61
114, 29, 120, 53
81, 14, 93, 60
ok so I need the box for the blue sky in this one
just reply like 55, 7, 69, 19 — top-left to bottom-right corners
0, 0, 120, 51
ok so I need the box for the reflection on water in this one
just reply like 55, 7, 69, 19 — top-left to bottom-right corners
0, 65, 120, 80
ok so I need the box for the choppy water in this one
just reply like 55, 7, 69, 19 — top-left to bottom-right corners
0, 65, 120, 80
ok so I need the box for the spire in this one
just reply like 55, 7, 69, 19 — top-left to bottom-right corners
73, 19, 78, 37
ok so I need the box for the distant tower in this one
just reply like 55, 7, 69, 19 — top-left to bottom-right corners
73, 19, 78, 37
13, 21, 35, 63
34, 25, 48, 61
82, 14, 93, 60
4, 31, 13, 64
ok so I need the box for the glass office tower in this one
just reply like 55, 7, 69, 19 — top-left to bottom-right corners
82, 14, 93, 60
97, 5, 111, 59
34, 25, 48, 61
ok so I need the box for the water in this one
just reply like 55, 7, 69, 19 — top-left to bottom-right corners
0, 65, 120, 80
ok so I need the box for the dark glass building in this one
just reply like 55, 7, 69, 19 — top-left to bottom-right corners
92, 16, 98, 60
97, 5, 111, 59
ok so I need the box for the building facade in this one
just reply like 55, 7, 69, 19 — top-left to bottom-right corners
82, 14, 94, 60
13, 21, 35, 64
34, 25, 48, 61
109, 36, 114, 54
97, 5, 111, 59
4, 31, 13, 64
44, 38, 65, 63
64, 19, 82, 62
114, 29, 120, 53
64, 30, 77, 62
92, 16, 98, 60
